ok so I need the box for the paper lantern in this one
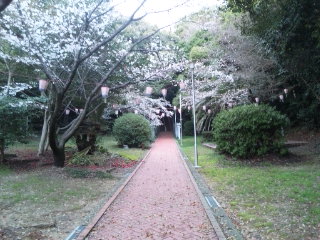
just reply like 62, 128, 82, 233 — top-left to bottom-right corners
65, 109, 70, 115
156, 109, 160, 114
284, 88, 288, 95
202, 105, 206, 111
145, 86, 153, 96
187, 106, 191, 111
39, 79, 49, 92
134, 110, 138, 114
174, 106, 177, 111
179, 81, 185, 90
208, 109, 212, 114
255, 97, 260, 103
279, 94, 284, 102
161, 88, 167, 97
101, 86, 110, 98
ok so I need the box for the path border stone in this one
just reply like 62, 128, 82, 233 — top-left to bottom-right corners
177, 142, 244, 240
75, 149, 152, 240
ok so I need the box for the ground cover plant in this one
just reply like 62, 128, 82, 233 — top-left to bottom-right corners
180, 136, 320, 240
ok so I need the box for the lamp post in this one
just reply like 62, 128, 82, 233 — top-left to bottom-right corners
190, 63, 200, 168
173, 105, 177, 137
179, 81, 185, 146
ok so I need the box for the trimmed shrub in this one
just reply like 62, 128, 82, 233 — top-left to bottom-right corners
202, 131, 213, 142
212, 104, 289, 158
112, 113, 152, 147
183, 121, 194, 136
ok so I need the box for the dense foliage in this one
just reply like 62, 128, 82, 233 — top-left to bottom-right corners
113, 113, 152, 147
226, 0, 320, 127
183, 120, 194, 136
213, 104, 289, 158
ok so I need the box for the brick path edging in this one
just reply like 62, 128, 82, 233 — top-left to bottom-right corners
176, 143, 226, 240
76, 149, 152, 240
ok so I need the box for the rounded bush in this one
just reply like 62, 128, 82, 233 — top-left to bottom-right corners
112, 113, 152, 147
212, 104, 289, 158
183, 121, 194, 136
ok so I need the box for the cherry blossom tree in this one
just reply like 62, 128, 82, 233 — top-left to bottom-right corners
0, 0, 180, 167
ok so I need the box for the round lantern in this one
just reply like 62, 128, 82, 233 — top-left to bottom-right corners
187, 106, 191, 111
208, 109, 212, 114
279, 94, 284, 102
75, 108, 79, 114
65, 109, 70, 115
39, 79, 49, 92
145, 86, 153, 96
161, 88, 167, 97
179, 81, 185, 90
202, 105, 206, 111
255, 97, 260, 103
101, 86, 110, 103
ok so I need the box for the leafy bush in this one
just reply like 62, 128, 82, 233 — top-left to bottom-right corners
69, 147, 93, 166
213, 104, 289, 158
189, 46, 210, 61
202, 131, 213, 142
183, 121, 194, 136
112, 113, 152, 147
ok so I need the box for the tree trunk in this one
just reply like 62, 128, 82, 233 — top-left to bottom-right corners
52, 146, 65, 167
0, 139, 5, 164
38, 109, 50, 156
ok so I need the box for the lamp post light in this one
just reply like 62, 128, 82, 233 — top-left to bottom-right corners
190, 63, 200, 168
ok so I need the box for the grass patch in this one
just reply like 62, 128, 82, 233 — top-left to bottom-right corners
98, 135, 146, 161
0, 165, 12, 177
180, 136, 320, 239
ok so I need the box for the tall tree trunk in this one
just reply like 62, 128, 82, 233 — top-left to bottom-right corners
52, 145, 65, 167
38, 109, 50, 156
0, 139, 5, 164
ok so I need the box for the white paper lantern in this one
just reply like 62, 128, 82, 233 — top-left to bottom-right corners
134, 110, 138, 114
39, 79, 49, 92
79, 109, 84, 113
255, 97, 260, 103
65, 109, 70, 115
161, 88, 167, 97
156, 109, 160, 114
187, 106, 191, 111
279, 94, 284, 102
145, 86, 153, 96
179, 81, 185, 90
101, 86, 110, 98
202, 105, 206, 111
284, 88, 288, 95
75, 108, 79, 113
208, 109, 212, 114
174, 106, 177, 111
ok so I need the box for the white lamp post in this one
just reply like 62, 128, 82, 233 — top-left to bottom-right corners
173, 105, 177, 137
179, 81, 185, 146
190, 63, 200, 168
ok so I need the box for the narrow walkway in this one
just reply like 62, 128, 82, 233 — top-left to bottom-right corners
88, 133, 218, 239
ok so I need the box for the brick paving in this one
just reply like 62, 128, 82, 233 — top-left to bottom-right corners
87, 132, 218, 240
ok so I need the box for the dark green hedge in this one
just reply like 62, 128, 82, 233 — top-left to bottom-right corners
112, 113, 152, 147
212, 104, 289, 158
